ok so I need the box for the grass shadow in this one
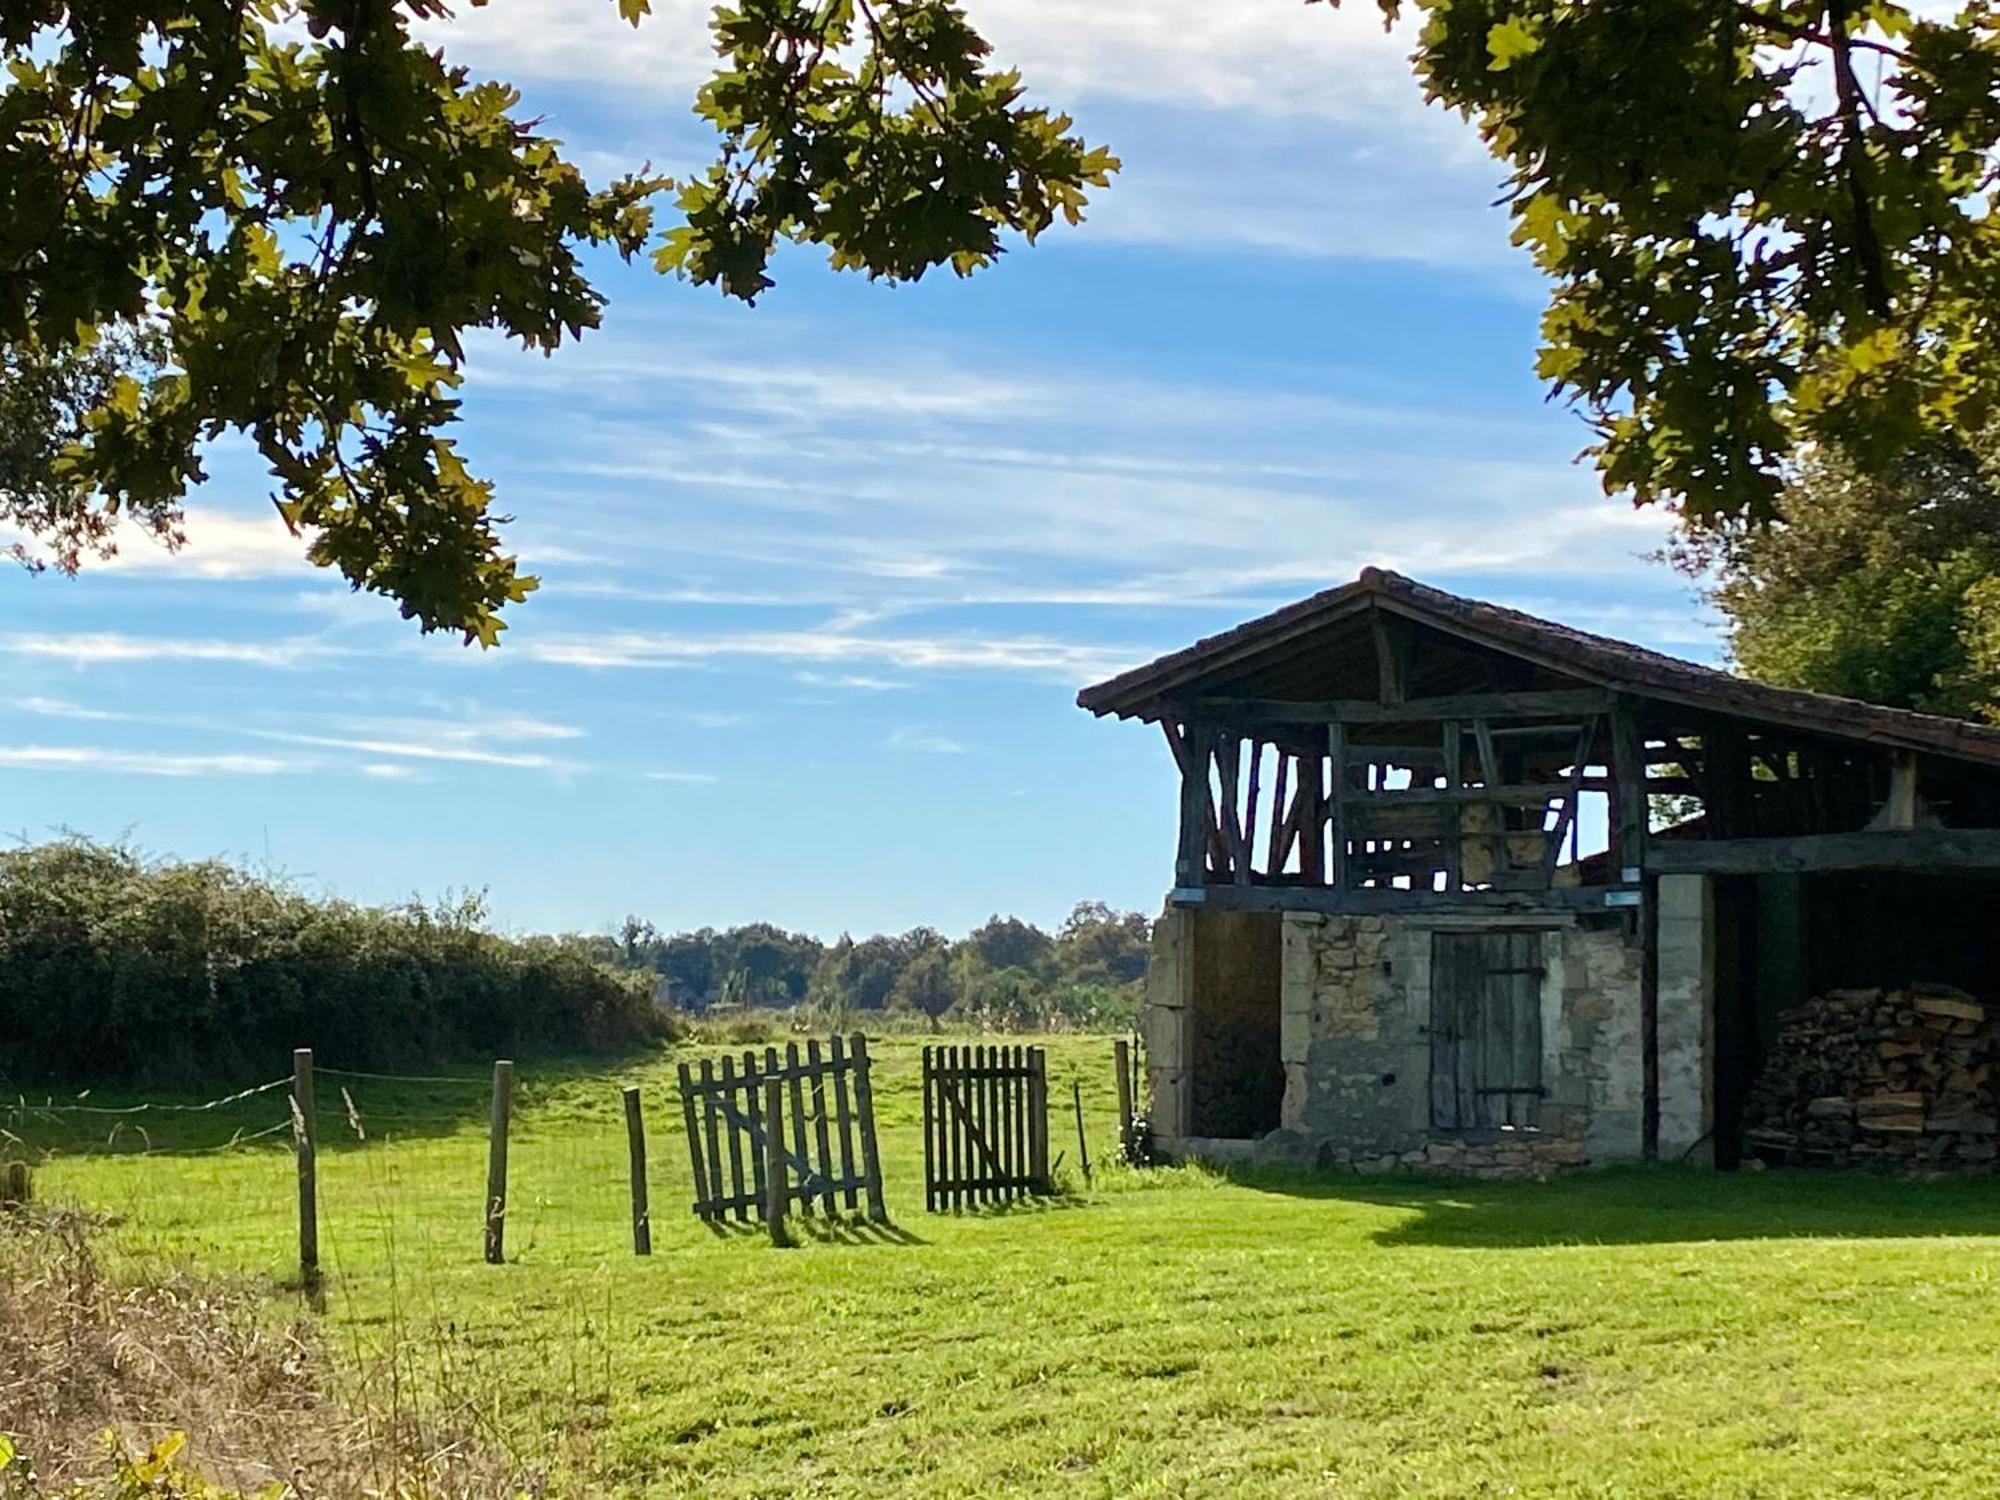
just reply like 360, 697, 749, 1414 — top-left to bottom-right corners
1220, 1162, 2000, 1248
926, 1189, 1093, 1221
694, 1213, 926, 1247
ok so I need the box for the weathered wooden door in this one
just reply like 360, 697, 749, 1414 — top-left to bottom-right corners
1429, 931, 1546, 1129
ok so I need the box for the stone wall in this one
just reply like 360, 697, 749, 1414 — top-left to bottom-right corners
1149, 901, 1663, 1180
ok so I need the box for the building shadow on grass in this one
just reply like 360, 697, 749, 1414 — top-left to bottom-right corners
1222, 1162, 2000, 1248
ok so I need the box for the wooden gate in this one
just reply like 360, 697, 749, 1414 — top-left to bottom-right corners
922, 1044, 1050, 1211
1429, 930, 1546, 1129
677, 1035, 886, 1226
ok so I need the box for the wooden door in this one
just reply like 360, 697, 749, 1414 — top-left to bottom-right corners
1430, 930, 1546, 1129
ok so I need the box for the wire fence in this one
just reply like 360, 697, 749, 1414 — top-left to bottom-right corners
3, 1037, 1134, 1274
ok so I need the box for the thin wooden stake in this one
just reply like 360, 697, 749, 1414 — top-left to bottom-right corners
292, 1048, 318, 1281
484, 1059, 513, 1265
1072, 1079, 1092, 1186
1114, 1038, 1135, 1163
623, 1086, 651, 1255
852, 1034, 887, 1222
762, 1074, 787, 1244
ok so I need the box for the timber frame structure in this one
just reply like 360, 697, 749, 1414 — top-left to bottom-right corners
1079, 568, 2000, 1174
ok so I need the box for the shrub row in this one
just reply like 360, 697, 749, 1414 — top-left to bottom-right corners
0, 839, 672, 1084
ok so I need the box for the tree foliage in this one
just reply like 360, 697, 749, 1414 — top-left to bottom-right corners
598, 900, 1152, 1030
0, 838, 671, 1084
1684, 444, 2000, 720
1341, 0, 2000, 527
0, 0, 1114, 640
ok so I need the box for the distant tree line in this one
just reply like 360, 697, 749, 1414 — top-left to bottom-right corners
593, 903, 1152, 1032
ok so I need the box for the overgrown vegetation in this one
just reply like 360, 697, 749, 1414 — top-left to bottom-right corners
597, 904, 1150, 1032
0, 839, 671, 1085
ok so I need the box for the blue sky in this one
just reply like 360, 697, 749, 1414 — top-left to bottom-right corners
0, 1, 1716, 939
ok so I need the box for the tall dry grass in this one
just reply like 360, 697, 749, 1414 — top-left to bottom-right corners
0, 1204, 581, 1497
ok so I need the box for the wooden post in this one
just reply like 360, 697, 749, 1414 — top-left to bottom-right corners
0, 1159, 28, 1206
1027, 1047, 1049, 1192
1328, 723, 1350, 890
677, 1062, 712, 1222
1372, 607, 1411, 704
292, 1048, 318, 1282
1072, 1079, 1092, 1186
623, 1086, 651, 1255
1173, 721, 1207, 886
762, 1074, 787, 1244
484, 1060, 513, 1265
1610, 698, 1649, 880
806, 1038, 836, 1215
922, 1047, 936, 1214
1113, 1038, 1134, 1162
785, 1041, 814, 1218
851, 1034, 887, 1222
829, 1035, 858, 1212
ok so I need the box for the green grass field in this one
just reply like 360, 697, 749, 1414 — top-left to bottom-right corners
19, 1032, 2000, 1497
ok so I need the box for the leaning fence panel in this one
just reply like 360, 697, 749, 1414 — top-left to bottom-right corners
677, 1034, 887, 1235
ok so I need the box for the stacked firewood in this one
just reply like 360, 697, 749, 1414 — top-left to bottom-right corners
1743, 983, 1999, 1169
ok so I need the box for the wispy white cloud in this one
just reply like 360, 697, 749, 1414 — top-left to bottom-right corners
645, 769, 720, 784
2, 696, 588, 775
886, 726, 969, 755
676, 710, 749, 730
2, 632, 340, 668
0, 744, 300, 777
796, 672, 908, 693
521, 624, 1136, 682
15, 696, 128, 722
244, 727, 565, 770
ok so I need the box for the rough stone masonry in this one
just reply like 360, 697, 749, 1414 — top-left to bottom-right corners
1143, 888, 1712, 1181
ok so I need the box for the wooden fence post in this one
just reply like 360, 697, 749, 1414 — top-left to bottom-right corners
485, 1060, 513, 1265
677, 1062, 712, 1221
623, 1086, 651, 1256
1073, 1079, 1092, 1186
1114, 1037, 1134, 1163
1028, 1047, 1049, 1192
921, 1047, 936, 1214
292, 1048, 318, 1281
851, 1034, 887, 1222
762, 1074, 787, 1244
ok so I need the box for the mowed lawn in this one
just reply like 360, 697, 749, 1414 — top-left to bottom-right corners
22, 1032, 2000, 1497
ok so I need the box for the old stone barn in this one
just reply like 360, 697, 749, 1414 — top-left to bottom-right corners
1078, 568, 2000, 1178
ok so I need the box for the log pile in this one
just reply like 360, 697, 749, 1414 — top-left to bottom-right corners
1743, 983, 1999, 1169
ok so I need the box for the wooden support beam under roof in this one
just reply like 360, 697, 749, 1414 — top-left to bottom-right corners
1172, 884, 1623, 916
1645, 827, 2000, 875
1179, 689, 1614, 726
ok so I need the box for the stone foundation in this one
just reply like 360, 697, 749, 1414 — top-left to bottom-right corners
1147, 893, 1700, 1180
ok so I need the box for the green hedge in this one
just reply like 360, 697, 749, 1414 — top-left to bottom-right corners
0, 840, 672, 1084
